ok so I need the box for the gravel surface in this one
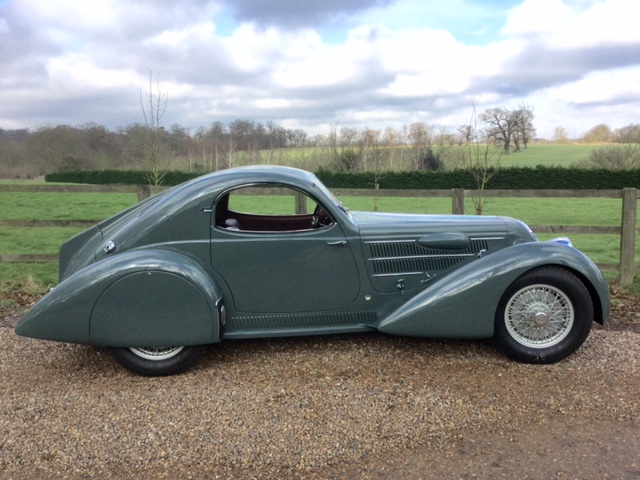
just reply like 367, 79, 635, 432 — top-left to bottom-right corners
1, 326, 639, 479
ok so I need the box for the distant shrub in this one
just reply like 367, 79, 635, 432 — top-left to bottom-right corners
588, 145, 640, 169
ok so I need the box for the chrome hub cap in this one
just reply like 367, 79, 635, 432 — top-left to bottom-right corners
533, 311, 550, 327
504, 284, 574, 348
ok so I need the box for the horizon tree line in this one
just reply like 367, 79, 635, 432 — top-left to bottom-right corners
1, 109, 639, 179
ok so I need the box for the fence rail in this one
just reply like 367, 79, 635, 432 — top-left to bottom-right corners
1, 185, 637, 284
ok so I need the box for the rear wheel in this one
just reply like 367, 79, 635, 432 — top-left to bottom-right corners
110, 345, 208, 376
494, 267, 593, 364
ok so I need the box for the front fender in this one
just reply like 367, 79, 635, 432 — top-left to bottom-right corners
376, 242, 609, 339
15, 249, 223, 347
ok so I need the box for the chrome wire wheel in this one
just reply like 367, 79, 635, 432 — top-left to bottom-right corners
128, 346, 185, 361
111, 345, 208, 376
504, 283, 574, 349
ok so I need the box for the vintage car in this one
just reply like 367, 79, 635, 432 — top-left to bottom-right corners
16, 166, 610, 375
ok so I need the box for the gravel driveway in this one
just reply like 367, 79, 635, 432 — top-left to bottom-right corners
1, 327, 638, 479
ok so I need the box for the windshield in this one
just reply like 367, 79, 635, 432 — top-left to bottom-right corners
312, 175, 355, 225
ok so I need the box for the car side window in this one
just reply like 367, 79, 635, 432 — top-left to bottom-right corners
214, 184, 334, 232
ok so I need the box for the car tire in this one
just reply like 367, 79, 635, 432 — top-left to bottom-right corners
494, 266, 593, 364
110, 345, 208, 376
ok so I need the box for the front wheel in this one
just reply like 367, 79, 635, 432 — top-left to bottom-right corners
494, 267, 593, 364
110, 345, 208, 376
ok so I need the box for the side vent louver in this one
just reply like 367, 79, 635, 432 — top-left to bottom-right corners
367, 238, 498, 277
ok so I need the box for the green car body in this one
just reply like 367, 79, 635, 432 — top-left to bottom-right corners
16, 166, 610, 375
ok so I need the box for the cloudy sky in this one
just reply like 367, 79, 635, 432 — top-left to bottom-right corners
0, 0, 638, 138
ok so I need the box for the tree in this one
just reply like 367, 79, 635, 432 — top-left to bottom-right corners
140, 71, 169, 185
358, 128, 381, 172
552, 126, 570, 144
614, 124, 640, 144
458, 124, 474, 145
0, 129, 32, 178
479, 105, 535, 154
466, 107, 503, 215
28, 125, 90, 172
513, 104, 535, 151
581, 124, 613, 143
479, 107, 517, 155
407, 122, 433, 169
382, 126, 406, 169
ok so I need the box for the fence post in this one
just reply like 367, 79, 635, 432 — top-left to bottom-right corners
295, 191, 307, 214
452, 188, 464, 215
137, 185, 151, 202
619, 188, 637, 286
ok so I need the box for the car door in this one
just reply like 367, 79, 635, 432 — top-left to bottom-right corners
210, 186, 360, 314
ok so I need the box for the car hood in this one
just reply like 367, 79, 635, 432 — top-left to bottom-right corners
351, 211, 510, 238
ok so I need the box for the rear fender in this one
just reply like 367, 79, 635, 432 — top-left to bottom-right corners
377, 242, 609, 339
16, 249, 223, 347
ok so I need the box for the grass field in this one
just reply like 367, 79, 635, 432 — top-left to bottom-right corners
0, 180, 634, 294
215, 142, 598, 172
0, 138, 626, 293
493, 143, 595, 167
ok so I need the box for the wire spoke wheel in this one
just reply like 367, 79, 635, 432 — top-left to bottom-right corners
494, 267, 593, 364
129, 346, 185, 361
111, 345, 207, 376
505, 284, 574, 348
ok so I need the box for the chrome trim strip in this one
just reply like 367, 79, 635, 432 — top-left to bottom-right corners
469, 237, 505, 241
368, 253, 475, 261
365, 239, 415, 244
372, 272, 424, 277
365, 236, 505, 244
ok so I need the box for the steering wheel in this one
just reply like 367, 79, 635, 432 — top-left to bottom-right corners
311, 204, 331, 228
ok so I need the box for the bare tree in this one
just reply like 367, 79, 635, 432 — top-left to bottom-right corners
552, 126, 570, 144
613, 124, 640, 144
466, 107, 503, 215
458, 124, 474, 145
382, 126, 406, 169
140, 71, 169, 185
479, 107, 514, 154
479, 105, 534, 155
358, 128, 386, 210
28, 125, 94, 172
581, 123, 614, 143
358, 128, 381, 172
513, 104, 535, 151
408, 122, 434, 170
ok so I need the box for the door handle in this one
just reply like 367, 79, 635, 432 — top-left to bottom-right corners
327, 240, 347, 246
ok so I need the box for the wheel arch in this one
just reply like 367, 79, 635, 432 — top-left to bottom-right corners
498, 263, 607, 326
376, 242, 610, 338
89, 249, 224, 347
558, 266, 606, 326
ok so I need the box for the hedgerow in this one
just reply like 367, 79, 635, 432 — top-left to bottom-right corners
45, 166, 640, 190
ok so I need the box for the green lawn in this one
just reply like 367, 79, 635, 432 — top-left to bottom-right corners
0, 181, 634, 293
0, 192, 137, 220
338, 196, 629, 227
495, 143, 595, 167
228, 142, 598, 170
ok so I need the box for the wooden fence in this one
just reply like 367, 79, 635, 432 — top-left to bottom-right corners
1, 185, 637, 284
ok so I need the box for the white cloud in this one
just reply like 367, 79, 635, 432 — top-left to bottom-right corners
502, 0, 573, 37
546, 66, 640, 105
0, 0, 639, 136
504, 0, 640, 48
